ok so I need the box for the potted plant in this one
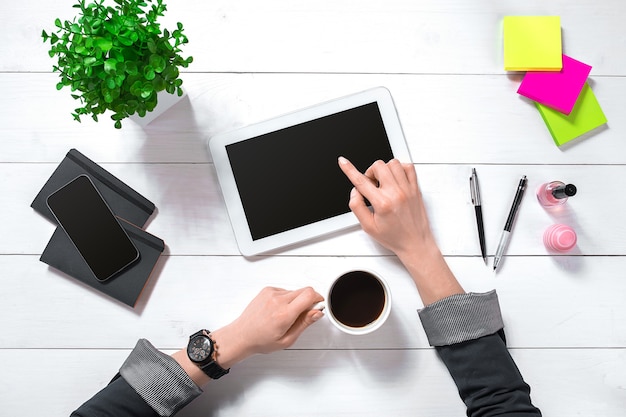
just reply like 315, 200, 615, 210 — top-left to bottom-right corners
42, 0, 193, 129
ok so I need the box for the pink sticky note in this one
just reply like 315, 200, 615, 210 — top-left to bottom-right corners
517, 55, 592, 115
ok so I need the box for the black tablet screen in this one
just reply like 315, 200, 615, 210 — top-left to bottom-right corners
226, 102, 394, 241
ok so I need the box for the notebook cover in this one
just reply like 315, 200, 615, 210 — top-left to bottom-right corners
40, 219, 165, 307
31, 149, 155, 228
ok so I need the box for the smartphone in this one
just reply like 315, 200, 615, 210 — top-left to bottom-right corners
46, 175, 140, 282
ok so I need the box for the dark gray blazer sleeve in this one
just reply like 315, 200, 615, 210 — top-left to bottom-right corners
71, 339, 202, 417
70, 374, 158, 417
418, 291, 542, 417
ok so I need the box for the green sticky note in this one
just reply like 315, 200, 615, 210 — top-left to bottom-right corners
536, 83, 607, 146
504, 16, 562, 71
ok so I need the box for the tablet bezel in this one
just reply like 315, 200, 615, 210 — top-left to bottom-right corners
208, 87, 411, 256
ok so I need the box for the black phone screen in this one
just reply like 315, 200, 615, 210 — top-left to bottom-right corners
46, 175, 140, 281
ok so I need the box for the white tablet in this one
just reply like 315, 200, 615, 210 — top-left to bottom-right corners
208, 87, 411, 256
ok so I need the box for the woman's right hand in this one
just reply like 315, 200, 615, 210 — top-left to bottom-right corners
337, 156, 436, 259
338, 156, 464, 305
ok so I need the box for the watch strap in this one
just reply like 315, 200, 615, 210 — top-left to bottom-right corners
198, 359, 230, 379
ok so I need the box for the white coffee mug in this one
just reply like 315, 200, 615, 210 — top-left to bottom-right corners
326, 269, 391, 335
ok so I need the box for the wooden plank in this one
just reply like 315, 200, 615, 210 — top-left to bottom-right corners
7, 163, 626, 256
1, 347, 624, 416
0, 73, 623, 164
3, 0, 626, 74
2, 255, 625, 349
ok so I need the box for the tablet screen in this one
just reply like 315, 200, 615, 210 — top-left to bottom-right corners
226, 102, 394, 240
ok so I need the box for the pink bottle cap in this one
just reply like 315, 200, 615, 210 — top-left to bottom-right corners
543, 224, 577, 252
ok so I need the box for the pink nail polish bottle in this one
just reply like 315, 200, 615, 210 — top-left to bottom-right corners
543, 224, 577, 252
536, 181, 577, 207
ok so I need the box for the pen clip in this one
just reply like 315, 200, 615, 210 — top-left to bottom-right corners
470, 171, 481, 206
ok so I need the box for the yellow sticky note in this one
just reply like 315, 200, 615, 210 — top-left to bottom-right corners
504, 16, 562, 71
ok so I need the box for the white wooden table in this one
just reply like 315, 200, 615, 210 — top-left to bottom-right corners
1, 1, 625, 415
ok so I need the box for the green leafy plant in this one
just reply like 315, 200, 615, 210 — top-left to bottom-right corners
42, 0, 193, 129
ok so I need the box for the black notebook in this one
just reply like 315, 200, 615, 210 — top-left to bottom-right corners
33, 149, 163, 307
31, 148, 155, 228
40, 219, 165, 307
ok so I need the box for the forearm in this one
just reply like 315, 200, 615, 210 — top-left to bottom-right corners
71, 374, 158, 417
418, 291, 541, 416
436, 331, 542, 417
397, 240, 465, 306
72, 287, 323, 417
71, 339, 202, 417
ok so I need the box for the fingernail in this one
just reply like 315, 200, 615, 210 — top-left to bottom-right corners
338, 156, 348, 165
312, 311, 325, 321
350, 187, 358, 198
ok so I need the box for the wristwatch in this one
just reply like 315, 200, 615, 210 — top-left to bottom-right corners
186, 330, 230, 379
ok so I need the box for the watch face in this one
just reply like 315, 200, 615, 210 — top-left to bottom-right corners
187, 335, 213, 363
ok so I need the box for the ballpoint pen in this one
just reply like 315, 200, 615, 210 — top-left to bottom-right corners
493, 175, 527, 272
469, 168, 487, 264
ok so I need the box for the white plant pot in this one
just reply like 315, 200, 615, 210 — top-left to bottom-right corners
130, 88, 186, 127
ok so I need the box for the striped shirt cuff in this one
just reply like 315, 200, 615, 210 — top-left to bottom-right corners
417, 290, 504, 346
120, 339, 203, 417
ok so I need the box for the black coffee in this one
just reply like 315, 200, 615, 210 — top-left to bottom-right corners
329, 271, 386, 328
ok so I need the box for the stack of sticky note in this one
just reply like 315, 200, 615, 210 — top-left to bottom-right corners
503, 16, 607, 146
